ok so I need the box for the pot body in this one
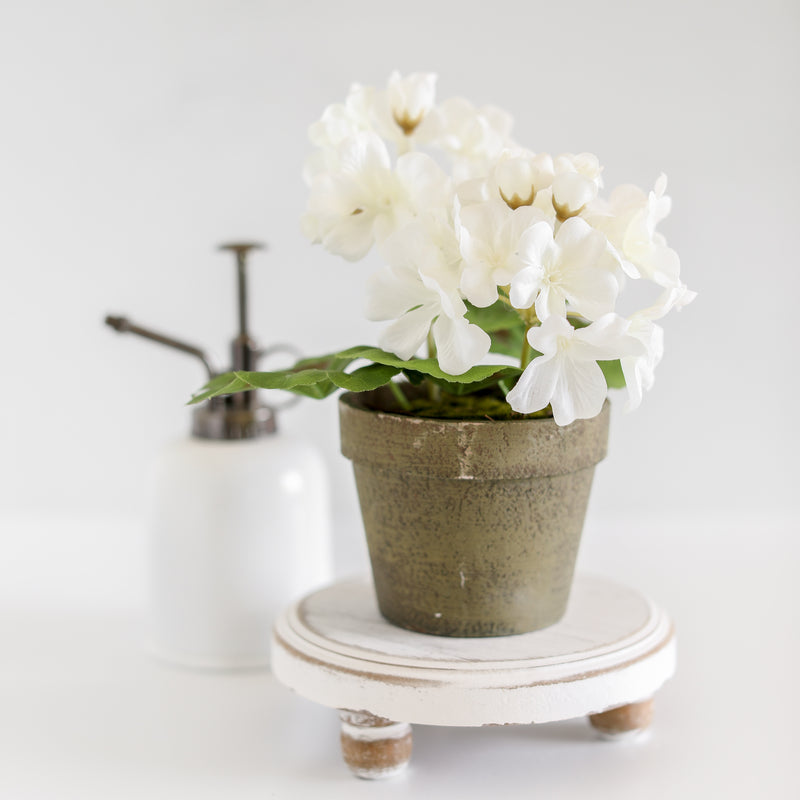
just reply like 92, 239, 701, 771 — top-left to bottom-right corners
147, 435, 332, 668
339, 389, 610, 637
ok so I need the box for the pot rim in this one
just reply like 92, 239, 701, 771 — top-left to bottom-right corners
339, 386, 556, 425
339, 387, 610, 480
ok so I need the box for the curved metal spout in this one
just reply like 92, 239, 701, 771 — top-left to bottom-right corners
105, 315, 216, 379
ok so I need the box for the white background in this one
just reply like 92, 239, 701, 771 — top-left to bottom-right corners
1, 1, 798, 798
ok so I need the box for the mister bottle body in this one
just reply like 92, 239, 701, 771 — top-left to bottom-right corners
147, 433, 332, 669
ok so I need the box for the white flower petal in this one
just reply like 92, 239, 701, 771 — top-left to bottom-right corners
339, 131, 391, 174
506, 353, 559, 415
456, 201, 546, 306
420, 270, 465, 319
552, 172, 597, 215
396, 152, 453, 215
645, 245, 682, 288
515, 314, 634, 425
559, 262, 619, 320
388, 71, 437, 127
380, 218, 462, 295
549, 357, 608, 426
534, 284, 567, 320
532, 217, 621, 320
621, 320, 664, 411
458, 199, 510, 247
321, 211, 377, 261
365, 265, 430, 321
378, 304, 436, 361
432, 315, 491, 375
570, 313, 644, 361
526, 314, 573, 355
515, 220, 554, 269
460, 261, 499, 307
510, 266, 544, 310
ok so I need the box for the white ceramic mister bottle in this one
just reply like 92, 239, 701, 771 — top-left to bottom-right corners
107, 243, 332, 669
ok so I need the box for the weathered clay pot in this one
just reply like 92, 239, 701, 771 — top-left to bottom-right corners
339, 387, 610, 637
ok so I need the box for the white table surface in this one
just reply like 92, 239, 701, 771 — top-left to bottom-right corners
0, 511, 797, 799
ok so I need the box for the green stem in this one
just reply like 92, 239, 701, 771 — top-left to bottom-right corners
388, 380, 412, 411
521, 325, 534, 369
426, 331, 440, 404
427, 331, 437, 360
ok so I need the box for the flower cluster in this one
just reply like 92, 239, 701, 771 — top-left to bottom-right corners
302, 72, 694, 426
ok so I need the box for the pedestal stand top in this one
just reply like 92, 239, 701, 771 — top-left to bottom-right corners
272, 574, 675, 727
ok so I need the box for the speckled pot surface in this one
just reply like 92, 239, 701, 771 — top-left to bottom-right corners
339, 388, 610, 637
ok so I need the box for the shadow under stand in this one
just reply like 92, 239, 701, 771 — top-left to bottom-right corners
272, 575, 675, 778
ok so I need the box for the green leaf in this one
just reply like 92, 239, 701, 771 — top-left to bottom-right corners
190, 357, 400, 405
465, 300, 526, 358
426, 366, 522, 396
190, 373, 256, 404
191, 344, 525, 405
336, 346, 517, 385
464, 299, 523, 333
488, 326, 526, 358
401, 369, 426, 385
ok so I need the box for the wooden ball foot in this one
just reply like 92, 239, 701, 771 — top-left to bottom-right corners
339, 711, 412, 779
589, 699, 654, 740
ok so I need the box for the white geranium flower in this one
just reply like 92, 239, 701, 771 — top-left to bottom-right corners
456, 150, 555, 216
304, 72, 438, 176
509, 217, 621, 321
457, 199, 549, 307
621, 314, 664, 412
304, 84, 376, 183
454, 176, 494, 208
493, 150, 554, 210
302, 132, 452, 261
649, 282, 697, 317
584, 175, 685, 289
427, 98, 515, 180
506, 314, 644, 425
620, 282, 696, 411
366, 219, 490, 374
387, 71, 437, 139
551, 153, 603, 219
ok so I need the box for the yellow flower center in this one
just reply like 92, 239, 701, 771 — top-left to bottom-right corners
393, 110, 424, 136
499, 186, 536, 210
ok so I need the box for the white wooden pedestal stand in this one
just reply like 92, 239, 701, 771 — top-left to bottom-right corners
272, 574, 675, 779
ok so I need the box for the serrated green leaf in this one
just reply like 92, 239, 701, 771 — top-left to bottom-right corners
291, 352, 358, 372
336, 346, 517, 384
191, 343, 529, 405
190, 362, 401, 404
189, 373, 254, 404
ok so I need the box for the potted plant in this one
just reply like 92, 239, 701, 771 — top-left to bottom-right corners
192, 72, 694, 637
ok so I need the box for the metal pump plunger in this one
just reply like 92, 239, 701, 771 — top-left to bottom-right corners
106, 242, 282, 440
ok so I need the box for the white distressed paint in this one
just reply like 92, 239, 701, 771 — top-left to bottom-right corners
292, 575, 657, 669
271, 574, 676, 728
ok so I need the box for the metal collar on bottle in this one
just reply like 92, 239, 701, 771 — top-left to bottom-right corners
106, 241, 286, 441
